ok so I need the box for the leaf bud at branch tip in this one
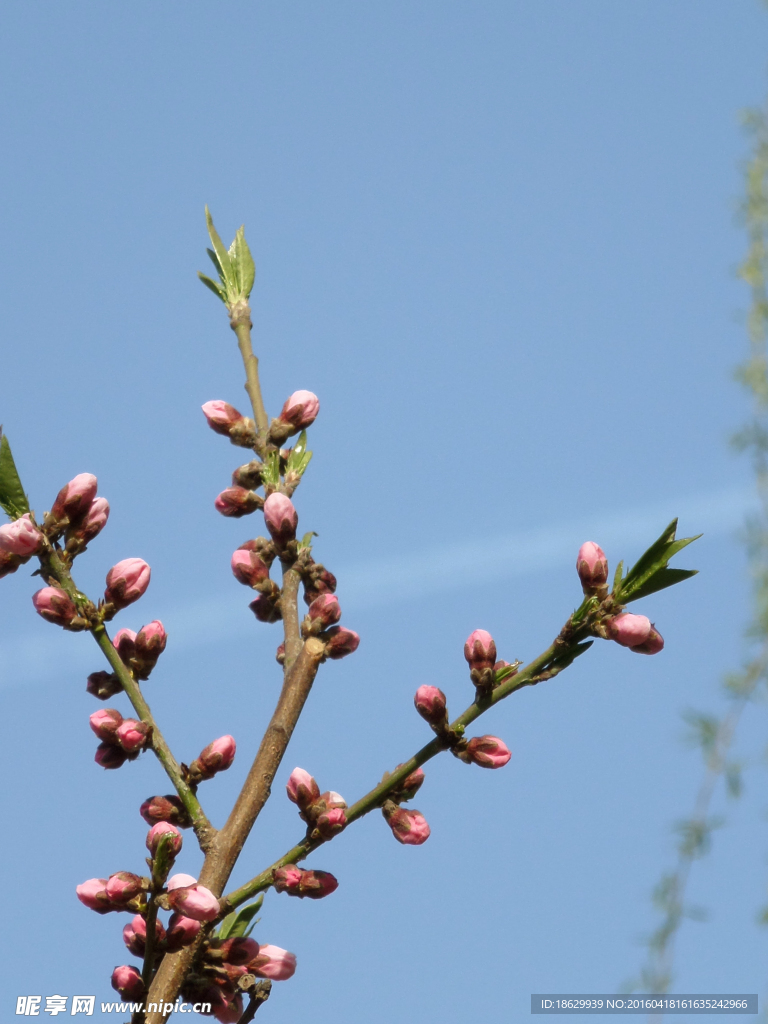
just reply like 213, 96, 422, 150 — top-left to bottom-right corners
576, 541, 609, 592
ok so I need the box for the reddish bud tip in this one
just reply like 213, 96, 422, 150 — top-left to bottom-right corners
630, 624, 665, 655
316, 807, 347, 839
32, 586, 78, 627
165, 912, 201, 952
135, 620, 167, 657
146, 821, 183, 856
89, 707, 123, 742
191, 735, 236, 780
77, 496, 110, 542
111, 965, 146, 1001
231, 548, 270, 587
263, 492, 298, 546
466, 735, 512, 769
414, 685, 447, 726
116, 718, 151, 754
286, 767, 320, 809
167, 882, 220, 922
384, 806, 431, 845
323, 626, 360, 659
248, 944, 297, 981
607, 613, 652, 649
577, 541, 609, 590
0, 514, 44, 556
140, 794, 191, 828
202, 400, 246, 436
215, 487, 262, 518
76, 878, 112, 913
94, 741, 128, 770
105, 871, 144, 905
112, 628, 137, 662
279, 390, 320, 431
86, 670, 122, 701
307, 593, 341, 629
104, 558, 151, 609
464, 629, 497, 670
51, 473, 98, 521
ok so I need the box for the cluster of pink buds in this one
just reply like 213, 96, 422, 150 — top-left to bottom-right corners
230, 538, 282, 622
300, 590, 360, 660
89, 708, 151, 769
47, 473, 111, 556
104, 558, 151, 612
273, 865, 339, 899
606, 613, 664, 655
183, 936, 297, 1022
187, 735, 237, 784
112, 620, 167, 680
202, 400, 258, 448
286, 767, 348, 839
76, 871, 147, 915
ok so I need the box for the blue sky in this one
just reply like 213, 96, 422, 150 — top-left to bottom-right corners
1, 2, 768, 1021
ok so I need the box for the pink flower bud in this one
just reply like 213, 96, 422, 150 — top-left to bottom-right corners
414, 685, 447, 726
167, 873, 197, 890
111, 965, 145, 1001
218, 936, 260, 965
607, 613, 652, 649
249, 944, 297, 981
202, 400, 247, 436
167, 882, 220, 922
279, 390, 320, 431
105, 558, 151, 609
321, 790, 347, 809
276, 641, 286, 665
0, 514, 44, 556
384, 806, 431, 846
122, 914, 166, 958
215, 487, 262, 518
105, 871, 144, 904
630, 624, 665, 655
398, 766, 425, 799
190, 735, 236, 781
463, 629, 497, 671
213, 996, 244, 1024
140, 794, 191, 828
466, 735, 512, 769
76, 878, 112, 914
324, 626, 360, 659
286, 767, 320, 810
51, 473, 98, 521
273, 865, 303, 894
94, 742, 128, 770
303, 568, 337, 605
263, 492, 298, 546
576, 541, 609, 590
316, 807, 347, 839
307, 593, 341, 629
32, 586, 77, 627
135, 620, 167, 659
298, 869, 339, 900
147, 821, 183, 856
89, 707, 123, 742
86, 670, 122, 700
250, 593, 282, 623
76, 497, 110, 542
112, 628, 137, 662
165, 913, 201, 952
116, 718, 151, 754
230, 548, 270, 588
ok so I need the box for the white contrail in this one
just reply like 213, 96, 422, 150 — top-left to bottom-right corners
0, 486, 754, 688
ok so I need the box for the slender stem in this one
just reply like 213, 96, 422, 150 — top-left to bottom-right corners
231, 308, 269, 434
142, 895, 159, 989
281, 564, 302, 674
44, 550, 215, 849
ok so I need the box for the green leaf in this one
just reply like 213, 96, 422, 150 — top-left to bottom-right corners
230, 226, 256, 298
204, 206, 235, 295
0, 430, 30, 519
286, 430, 313, 479
197, 272, 227, 303
612, 559, 624, 592
261, 450, 281, 491
217, 895, 264, 940
297, 530, 318, 551
615, 519, 700, 604
548, 639, 593, 673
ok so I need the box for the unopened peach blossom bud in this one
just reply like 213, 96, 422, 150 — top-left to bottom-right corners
576, 541, 609, 590
76, 496, 110, 542
324, 626, 360, 660
414, 685, 447, 727
383, 805, 431, 845
306, 593, 341, 630
105, 871, 144, 904
0, 547, 24, 579
165, 913, 201, 952
215, 487, 262, 518
147, 822, 183, 857
464, 629, 497, 671
167, 873, 197, 890
140, 794, 191, 828
249, 944, 297, 981
89, 707, 123, 742
279, 390, 320, 431
111, 965, 145, 1001
630, 624, 665, 655
32, 586, 77, 627
397, 766, 425, 800
0, 514, 44, 556
273, 865, 303, 895
231, 548, 270, 587
76, 877, 112, 913
202, 400, 247, 436
105, 558, 151, 609
250, 593, 282, 623
213, 995, 244, 1024
51, 473, 98, 521
167, 882, 220, 922
189, 735, 236, 781
263, 492, 298, 546
466, 735, 512, 769
135, 620, 167, 659
112, 628, 136, 663
321, 790, 347, 810
94, 741, 128, 770
122, 914, 166, 958
286, 767, 320, 810
298, 869, 339, 899
86, 671, 122, 701
217, 936, 260, 965
316, 807, 346, 839
116, 718, 151, 754
303, 567, 337, 605
276, 641, 286, 665
607, 613, 652, 649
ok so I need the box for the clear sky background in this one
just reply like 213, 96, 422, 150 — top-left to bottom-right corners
1, 2, 768, 1021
